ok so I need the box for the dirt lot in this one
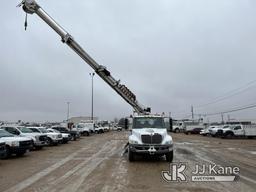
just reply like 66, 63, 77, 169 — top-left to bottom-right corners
0, 131, 255, 192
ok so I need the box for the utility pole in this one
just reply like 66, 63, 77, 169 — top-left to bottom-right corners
227, 114, 230, 122
191, 105, 194, 120
67, 102, 70, 122
221, 113, 224, 124
89, 73, 95, 121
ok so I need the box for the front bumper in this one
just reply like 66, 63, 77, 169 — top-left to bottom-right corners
34, 141, 47, 147
129, 144, 173, 155
10, 145, 33, 154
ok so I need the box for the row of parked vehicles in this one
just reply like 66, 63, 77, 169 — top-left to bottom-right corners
172, 120, 256, 139
0, 123, 122, 159
200, 124, 256, 138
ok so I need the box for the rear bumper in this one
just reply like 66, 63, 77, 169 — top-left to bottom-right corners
129, 144, 173, 155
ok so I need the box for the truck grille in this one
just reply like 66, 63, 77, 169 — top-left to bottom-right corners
39, 135, 47, 141
217, 129, 223, 135
141, 134, 162, 144
20, 140, 32, 147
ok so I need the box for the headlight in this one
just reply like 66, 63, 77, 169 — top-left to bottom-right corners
129, 140, 138, 144
11, 141, 19, 147
165, 140, 171, 145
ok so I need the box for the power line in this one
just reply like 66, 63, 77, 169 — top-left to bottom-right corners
195, 79, 256, 108
203, 102, 256, 116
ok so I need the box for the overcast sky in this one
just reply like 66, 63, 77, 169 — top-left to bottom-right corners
1, 0, 256, 122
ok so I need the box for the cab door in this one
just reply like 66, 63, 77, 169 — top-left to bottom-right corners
233, 126, 244, 136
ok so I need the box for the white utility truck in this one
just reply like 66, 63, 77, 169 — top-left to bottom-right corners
128, 115, 173, 162
19, 0, 174, 162
221, 124, 256, 138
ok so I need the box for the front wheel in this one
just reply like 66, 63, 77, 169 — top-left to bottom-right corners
166, 151, 173, 162
16, 150, 26, 157
174, 129, 180, 133
128, 149, 135, 162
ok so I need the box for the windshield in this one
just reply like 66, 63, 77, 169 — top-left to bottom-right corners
18, 127, 33, 133
39, 128, 48, 133
133, 117, 165, 129
0, 129, 14, 137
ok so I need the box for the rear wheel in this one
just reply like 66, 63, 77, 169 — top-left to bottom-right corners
166, 151, 173, 162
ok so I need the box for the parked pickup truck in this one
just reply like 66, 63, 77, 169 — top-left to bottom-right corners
128, 115, 173, 162
51, 126, 79, 140
28, 127, 63, 145
47, 128, 71, 144
0, 141, 6, 159
72, 123, 90, 136
0, 129, 33, 158
209, 125, 230, 137
112, 125, 122, 131
220, 124, 256, 138
94, 125, 104, 134
1, 126, 47, 150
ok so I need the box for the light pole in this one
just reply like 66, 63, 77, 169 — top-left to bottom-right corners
67, 102, 70, 122
89, 72, 95, 121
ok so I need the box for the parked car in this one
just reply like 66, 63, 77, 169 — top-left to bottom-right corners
51, 126, 79, 140
0, 129, 33, 158
28, 127, 63, 146
47, 128, 71, 144
185, 127, 203, 134
0, 141, 6, 159
1, 126, 47, 150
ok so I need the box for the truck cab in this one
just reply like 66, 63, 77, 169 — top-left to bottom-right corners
128, 115, 173, 162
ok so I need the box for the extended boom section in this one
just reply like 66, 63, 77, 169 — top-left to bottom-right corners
20, 0, 150, 114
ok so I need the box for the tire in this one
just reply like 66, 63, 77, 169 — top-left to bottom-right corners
16, 150, 26, 157
3, 146, 11, 159
46, 137, 53, 146
166, 151, 174, 162
225, 132, 234, 139
128, 149, 135, 162
85, 132, 90, 136
174, 129, 179, 133
35, 146, 43, 150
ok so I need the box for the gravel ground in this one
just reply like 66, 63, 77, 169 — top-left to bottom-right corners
0, 131, 255, 192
